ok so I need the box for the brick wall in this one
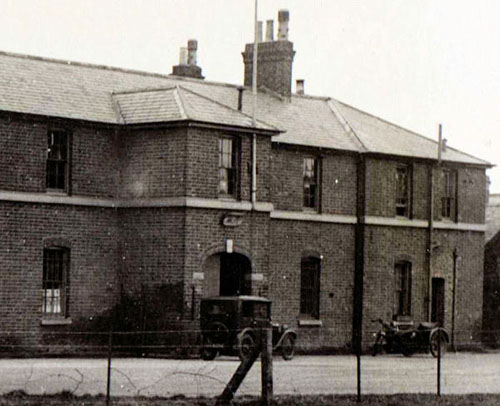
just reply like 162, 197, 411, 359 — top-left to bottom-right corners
271, 145, 357, 215
119, 127, 187, 199
362, 225, 484, 347
0, 115, 119, 197
0, 201, 120, 336
269, 220, 356, 350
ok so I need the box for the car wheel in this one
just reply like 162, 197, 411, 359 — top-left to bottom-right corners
200, 346, 218, 361
238, 332, 256, 361
281, 334, 295, 360
430, 330, 448, 358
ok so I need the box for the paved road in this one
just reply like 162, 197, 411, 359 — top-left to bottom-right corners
0, 353, 498, 397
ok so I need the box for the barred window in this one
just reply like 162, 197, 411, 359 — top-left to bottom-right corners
394, 261, 412, 317
300, 257, 321, 319
43, 247, 69, 317
441, 169, 457, 220
46, 130, 70, 191
303, 158, 319, 210
218, 137, 239, 197
395, 165, 410, 217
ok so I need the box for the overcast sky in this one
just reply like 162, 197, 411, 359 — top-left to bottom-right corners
1, 0, 499, 193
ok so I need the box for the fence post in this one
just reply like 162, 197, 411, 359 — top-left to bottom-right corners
261, 325, 273, 405
356, 351, 361, 402
106, 327, 113, 406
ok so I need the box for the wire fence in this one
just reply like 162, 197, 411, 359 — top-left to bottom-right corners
0, 327, 498, 402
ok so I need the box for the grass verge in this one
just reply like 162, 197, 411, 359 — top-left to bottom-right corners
2, 392, 500, 406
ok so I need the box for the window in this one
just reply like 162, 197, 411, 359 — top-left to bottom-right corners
395, 165, 410, 217
218, 137, 239, 197
394, 261, 411, 317
46, 130, 70, 191
441, 169, 457, 220
303, 158, 319, 210
300, 257, 321, 318
43, 247, 69, 317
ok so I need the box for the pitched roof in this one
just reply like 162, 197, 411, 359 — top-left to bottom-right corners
113, 86, 277, 130
0, 50, 490, 166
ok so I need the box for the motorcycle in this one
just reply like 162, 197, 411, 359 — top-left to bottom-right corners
371, 318, 449, 358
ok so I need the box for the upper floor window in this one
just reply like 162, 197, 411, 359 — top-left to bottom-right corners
218, 137, 239, 198
43, 247, 70, 317
300, 256, 321, 319
46, 130, 70, 192
394, 261, 412, 317
395, 165, 410, 217
303, 157, 319, 210
441, 169, 457, 220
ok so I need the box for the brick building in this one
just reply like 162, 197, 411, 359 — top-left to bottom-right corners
0, 11, 490, 353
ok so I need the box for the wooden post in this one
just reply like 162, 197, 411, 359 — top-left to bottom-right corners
216, 345, 260, 406
437, 330, 441, 397
106, 328, 113, 406
261, 326, 273, 405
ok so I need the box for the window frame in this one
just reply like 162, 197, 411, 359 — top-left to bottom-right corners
46, 129, 71, 193
42, 247, 70, 319
303, 157, 320, 211
394, 261, 412, 317
441, 168, 457, 221
218, 136, 240, 199
395, 164, 411, 217
300, 256, 321, 319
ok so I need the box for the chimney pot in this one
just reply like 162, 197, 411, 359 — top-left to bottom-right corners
257, 21, 263, 43
296, 79, 305, 95
179, 47, 188, 65
187, 39, 198, 65
265, 20, 274, 41
278, 9, 290, 40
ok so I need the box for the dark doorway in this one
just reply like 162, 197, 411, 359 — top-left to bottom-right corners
220, 253, 251, 296
431, 278, 445, 326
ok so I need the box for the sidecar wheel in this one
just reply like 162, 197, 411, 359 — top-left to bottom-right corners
430, 330, 448, 358
281, 334, 295, 360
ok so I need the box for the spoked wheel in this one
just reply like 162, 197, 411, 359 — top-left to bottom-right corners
280, 334, 295, 361
429, 330, 448, 358
238, 332, 256, 361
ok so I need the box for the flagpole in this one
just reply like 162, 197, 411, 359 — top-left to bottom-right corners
251, 0, 258, 204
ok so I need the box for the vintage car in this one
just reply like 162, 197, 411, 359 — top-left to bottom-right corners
199, 295, 297, 361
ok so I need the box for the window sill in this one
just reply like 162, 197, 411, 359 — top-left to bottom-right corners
45, 190, 68, 196
298, 319, 323, 327
41, 317, 72, 326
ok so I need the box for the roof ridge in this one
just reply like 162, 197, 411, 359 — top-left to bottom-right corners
177, 85, 281, 132
0, 50, 244, 90
173, 86, 188, 120
112, 86, 177, 96
327, 99, 367, 152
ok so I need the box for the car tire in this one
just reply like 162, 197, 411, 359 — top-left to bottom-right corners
281, 334, 295, 360
200, 346, 218, 361
238, 332, 256, 362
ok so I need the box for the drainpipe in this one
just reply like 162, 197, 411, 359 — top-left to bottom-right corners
251, 0, 259, 205
427, 165, 434, 322
451, 247, 459, 350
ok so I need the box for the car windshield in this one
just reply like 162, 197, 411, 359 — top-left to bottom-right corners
202, 301, 230, 316
242, 301, 269, 319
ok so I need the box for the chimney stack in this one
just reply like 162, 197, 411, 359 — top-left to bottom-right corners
257, 21, 263, 43
172, 39, 204, 79
278, 9, 289, 40
265, 20, 274, 41
296, 79, 304, 95
242, 9, 295, 98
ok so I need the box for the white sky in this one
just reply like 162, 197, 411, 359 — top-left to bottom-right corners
1, 0, 499, 193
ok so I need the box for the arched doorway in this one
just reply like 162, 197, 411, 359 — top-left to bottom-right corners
203, 252, 251, 297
